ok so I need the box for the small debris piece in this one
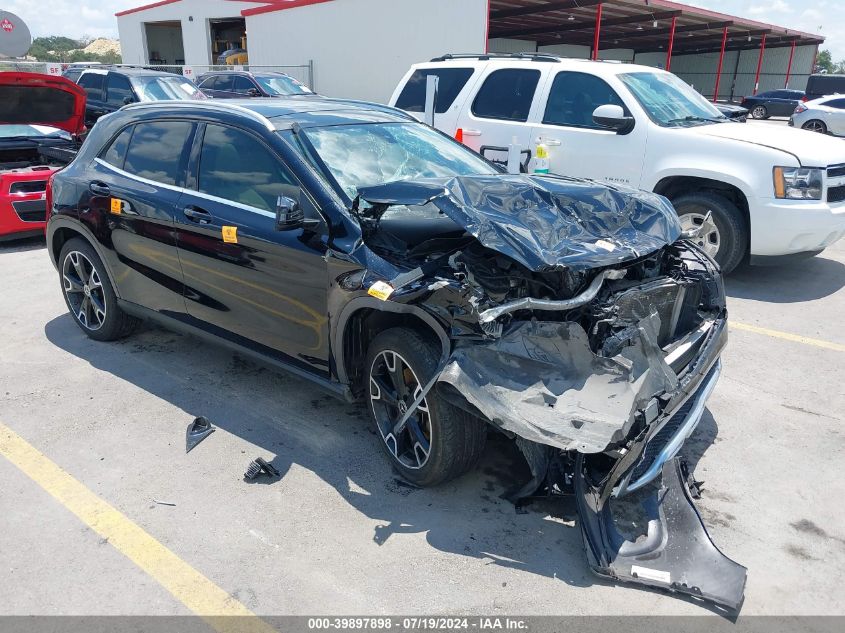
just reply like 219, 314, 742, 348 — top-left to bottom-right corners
186, 416, 215, 453
244, 457, 281, 480
153, 499, 176, 507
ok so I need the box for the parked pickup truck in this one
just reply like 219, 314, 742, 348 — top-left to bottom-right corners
390, 53, 845, 273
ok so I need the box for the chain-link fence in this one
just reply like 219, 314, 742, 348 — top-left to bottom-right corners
0, 60, 314, 90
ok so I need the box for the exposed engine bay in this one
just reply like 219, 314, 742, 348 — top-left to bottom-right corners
348, 174, 745, 611
0, 145, 76, 173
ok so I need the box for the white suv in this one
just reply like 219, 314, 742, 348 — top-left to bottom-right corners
389, 53, 845, 273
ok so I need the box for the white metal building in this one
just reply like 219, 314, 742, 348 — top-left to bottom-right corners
116, 0, 823, 103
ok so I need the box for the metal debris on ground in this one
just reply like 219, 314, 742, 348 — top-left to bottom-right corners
244, 457, 281, 481
185, 416, 215, 453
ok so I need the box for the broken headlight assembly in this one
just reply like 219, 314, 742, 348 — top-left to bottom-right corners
773, 166, 823, 200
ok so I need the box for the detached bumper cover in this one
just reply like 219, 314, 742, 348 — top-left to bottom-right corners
576, 456, 747, 611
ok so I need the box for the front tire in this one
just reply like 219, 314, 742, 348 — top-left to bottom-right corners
59, 237, 138, 341
751, 105, 768, 119
802, 119, 828, 134
365, 327, 486, 487
672, 192, 748, 274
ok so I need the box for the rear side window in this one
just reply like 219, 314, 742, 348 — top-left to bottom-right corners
101, 126, 134, 169
472, 69, 540, 122
543, 71, 626, 128
123, 121, 194, 186
78, 73, 105, 100
395, 68, 474, 113
826, 98, 845, 109
106, 74, 134, 106
198, 124, 298, 212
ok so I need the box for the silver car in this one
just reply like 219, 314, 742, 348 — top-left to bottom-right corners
790, 95, 845, 136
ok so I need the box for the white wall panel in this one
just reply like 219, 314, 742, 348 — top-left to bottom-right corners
247, 0, 488, 102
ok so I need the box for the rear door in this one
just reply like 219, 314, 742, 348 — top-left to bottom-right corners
85, 119, 195, 314
821, 98, 845, 135
531, 70, 647, 186
453, 66, 543, 171
174, 122, 331, 374
207, 74, 239, 99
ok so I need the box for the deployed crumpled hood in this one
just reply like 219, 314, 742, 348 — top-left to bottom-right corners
691, 121, 845, 166
0, 72, 86, 135
358, 174, 681, 272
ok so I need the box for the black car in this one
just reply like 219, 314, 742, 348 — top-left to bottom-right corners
740, 89, 805, 119
45, 97, 743, 610
76, 68, 206, 127
197, 70, 314, 99
715, 102, 748, 122
805, 74, 845, 101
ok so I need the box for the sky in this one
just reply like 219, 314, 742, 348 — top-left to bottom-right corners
2, 0, 843, 59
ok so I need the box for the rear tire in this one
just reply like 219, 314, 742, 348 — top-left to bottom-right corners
802, 119, 828, 134
672, 192, 748, 274
751, 105, 768, 119
365, 327, 486, 487
59, 237, 139, 341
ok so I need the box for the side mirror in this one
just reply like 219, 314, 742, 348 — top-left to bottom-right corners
592, 104, 635, 134
275, 195, 304, 230
247, 88, 261, 97
123, 96, 136, 106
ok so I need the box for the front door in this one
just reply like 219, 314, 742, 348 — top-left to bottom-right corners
531, 70, 648, 187
174, 122, 331, 375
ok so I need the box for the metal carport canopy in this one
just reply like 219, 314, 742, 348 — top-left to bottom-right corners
487, 0, 823, 57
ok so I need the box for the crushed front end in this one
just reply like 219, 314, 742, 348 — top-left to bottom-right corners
354, 174, 746, 610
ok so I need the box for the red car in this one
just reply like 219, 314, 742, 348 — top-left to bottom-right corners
0, 72, 85, 240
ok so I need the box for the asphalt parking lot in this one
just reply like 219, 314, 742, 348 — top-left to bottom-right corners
1, 235, 844, 619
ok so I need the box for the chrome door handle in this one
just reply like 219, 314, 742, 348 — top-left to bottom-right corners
462, 129, 482, 136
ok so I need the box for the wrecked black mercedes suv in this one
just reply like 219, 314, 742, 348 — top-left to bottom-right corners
46, 97, 745, 610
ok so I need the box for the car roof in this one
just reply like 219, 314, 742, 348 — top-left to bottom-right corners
412, 54, 664, 78
121, 96, 415, 128
80, 67, 183, 78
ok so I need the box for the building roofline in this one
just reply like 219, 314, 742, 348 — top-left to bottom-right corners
115, 1, 289, 18
242, 0, 335, 17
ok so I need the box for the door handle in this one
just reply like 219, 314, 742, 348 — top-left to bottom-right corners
536, 137, 561, 146
462, 129, 482, 136
89, 181, 111, 196
183, 205, 213, 224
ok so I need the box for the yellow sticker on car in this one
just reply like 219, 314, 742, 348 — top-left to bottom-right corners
222, 226, 238, 244
367, 280, 394, 301
110, 198, 122, 214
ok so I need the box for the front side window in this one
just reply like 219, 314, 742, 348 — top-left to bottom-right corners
130, 76, 206, 102
232, 76, 255, 94
472, 69, 540, 122
78, 73, 105, 100
299, 122, 498, 201
543, 71, 626, 128
395, 68, 474, 114
101, 126, 134, 169
123, 121, 193, 186
106, 74, 134, 106
198, 124, 298, 211
619, 72, 725, 127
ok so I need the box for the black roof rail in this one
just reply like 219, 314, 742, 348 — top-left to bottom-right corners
429, 52, 563, 63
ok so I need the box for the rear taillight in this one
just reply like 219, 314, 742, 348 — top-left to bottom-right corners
45, 171, 57, 227
802, 96, 809, 102
795, 104, 808, 114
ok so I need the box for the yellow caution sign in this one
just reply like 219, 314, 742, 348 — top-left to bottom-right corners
110, 198, 123, 215
222, 226, 238, 244
367, 280, 394, 301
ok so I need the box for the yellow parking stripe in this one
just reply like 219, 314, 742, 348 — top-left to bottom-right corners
0, 421, 276, 633
731, 322, 845, 353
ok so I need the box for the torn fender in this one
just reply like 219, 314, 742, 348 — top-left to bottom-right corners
575, 456, 747, 612
437, 316, 678, 454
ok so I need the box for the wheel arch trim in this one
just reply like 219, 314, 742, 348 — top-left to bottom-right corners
46, 218, 123, 300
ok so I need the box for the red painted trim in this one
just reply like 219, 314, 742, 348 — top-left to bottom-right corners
784, 40, 796, 88
242, 0, 334, 17
665, 15, 677, 71
115, 0, 181, 17
753, 33, 767, 95
712, 26, 728, 102
592, 2, 602, 61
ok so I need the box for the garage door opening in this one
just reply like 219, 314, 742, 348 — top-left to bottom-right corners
144, 20, 184, 66
210, 18, 247, 65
